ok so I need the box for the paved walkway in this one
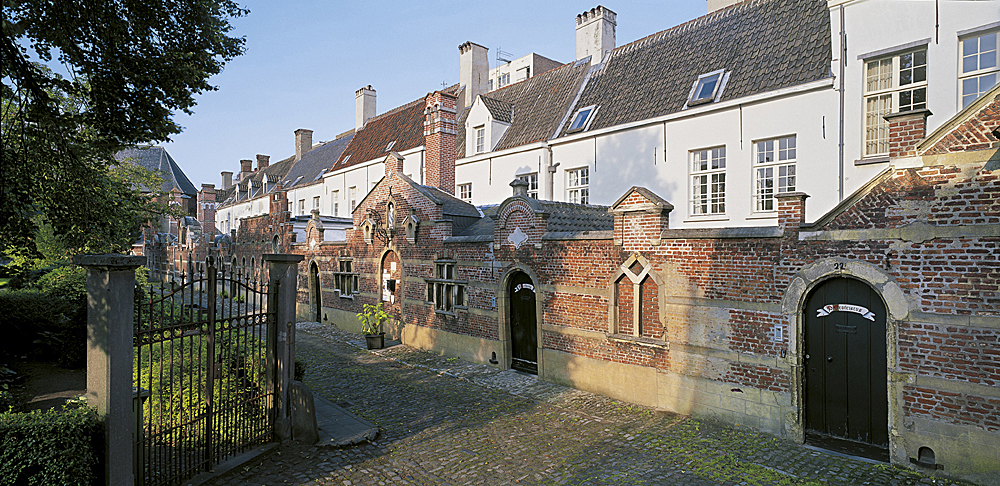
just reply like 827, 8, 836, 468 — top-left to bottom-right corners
202, 322, 973, 486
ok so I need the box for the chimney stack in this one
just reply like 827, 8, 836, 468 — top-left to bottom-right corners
198, 184, 216, 238
356, 85, 376, 131
239, 159, 253, 179
295, 128, 313, 161
256, 154, 270, 171
458, 41, 488, 113
424, 90, 458, 194
385, 152, 404, 177
885, 109, 932, 159
575, 6, 616, 63
707, 0, 741, 14
221, 171, 233, 189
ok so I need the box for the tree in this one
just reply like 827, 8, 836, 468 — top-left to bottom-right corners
1, 0, 247, 254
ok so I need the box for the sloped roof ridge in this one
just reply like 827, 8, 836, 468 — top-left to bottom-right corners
611, 0, 759, 58
487, 60, 577, 95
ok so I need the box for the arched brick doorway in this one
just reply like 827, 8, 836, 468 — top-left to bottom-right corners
380, 250, 403, 340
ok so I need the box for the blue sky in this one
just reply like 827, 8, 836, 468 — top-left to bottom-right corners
162, 1, 707, 187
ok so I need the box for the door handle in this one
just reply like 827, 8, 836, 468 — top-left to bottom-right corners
804, 354, 810, 360
827, 356, 833, 362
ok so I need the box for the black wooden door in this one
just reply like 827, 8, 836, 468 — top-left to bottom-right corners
804, 277, 888, 461
509, 272, 538, 374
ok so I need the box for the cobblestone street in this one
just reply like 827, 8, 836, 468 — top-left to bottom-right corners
202, 322, 972, 486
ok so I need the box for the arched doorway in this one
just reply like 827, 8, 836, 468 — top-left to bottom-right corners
508, 272, 538, 374
803, 277, 888, 461
309, 261, 321, 322
380, 250, 403, 340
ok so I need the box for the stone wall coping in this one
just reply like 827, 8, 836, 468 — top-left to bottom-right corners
73, 254, 146, 268
658, 226, 782, 240
263, 254, 305, 263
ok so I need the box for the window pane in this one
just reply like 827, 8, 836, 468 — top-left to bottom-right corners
982, 52, 997, 70
964, 37, 978, 57
964, 54, 979, 74
984, 32, 997, 53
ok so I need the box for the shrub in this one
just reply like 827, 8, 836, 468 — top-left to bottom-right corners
0, 406, 103, 486
0, 289, 66, 360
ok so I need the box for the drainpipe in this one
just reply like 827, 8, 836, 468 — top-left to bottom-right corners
546, 144, 559, 201
838, 4, 846, 202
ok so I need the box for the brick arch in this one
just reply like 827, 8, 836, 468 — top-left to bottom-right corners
780, 257, 908, 449
497, 263, 544, 372
378, 245, 405, 340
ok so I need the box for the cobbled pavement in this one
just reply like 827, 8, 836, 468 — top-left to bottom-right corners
201, 322, 975, 486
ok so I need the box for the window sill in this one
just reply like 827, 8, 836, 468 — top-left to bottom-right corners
433, 309, 457, 317
746, 212, 778, 220
855, 156, 890, 166
606, 333, 669, 349
683, 214, 729, 223
337, 293, 355, 300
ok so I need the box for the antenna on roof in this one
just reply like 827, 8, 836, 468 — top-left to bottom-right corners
497, 47, 512, 64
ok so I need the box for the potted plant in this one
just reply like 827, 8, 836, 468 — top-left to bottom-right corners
357, 302, 389, 350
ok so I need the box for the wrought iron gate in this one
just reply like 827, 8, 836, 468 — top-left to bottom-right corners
133, 256, 273, 486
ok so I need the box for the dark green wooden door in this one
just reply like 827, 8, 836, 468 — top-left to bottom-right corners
509, 272, 537, 374
804, 277, 888, 461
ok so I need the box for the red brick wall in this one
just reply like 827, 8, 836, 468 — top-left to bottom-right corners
904, 386, 1000, 432
922, 97, 999, 155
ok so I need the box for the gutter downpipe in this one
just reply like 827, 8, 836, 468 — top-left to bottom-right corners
839, 4, 846, 202
545, 143, 559, 201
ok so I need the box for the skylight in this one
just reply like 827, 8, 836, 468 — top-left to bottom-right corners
567, 105, 597, 133
385, 141, 396, 152
689, 70, 726, 105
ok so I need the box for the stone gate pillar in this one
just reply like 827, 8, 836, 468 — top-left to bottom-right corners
74, 254, 145, 486
264, 253, 304, 441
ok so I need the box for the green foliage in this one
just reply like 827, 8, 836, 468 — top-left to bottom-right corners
0, 406, 103, 486
0, 289, 69, 360
357, 302, 389, 335
2, 0, 248, 254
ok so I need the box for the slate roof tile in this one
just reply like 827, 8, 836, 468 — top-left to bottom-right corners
281, 133, 354, 190
457, 62, 591, 158
558, 0, 832, 136
115, 146, 197, 196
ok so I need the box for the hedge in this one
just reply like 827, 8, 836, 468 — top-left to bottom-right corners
0, 406, 103, 486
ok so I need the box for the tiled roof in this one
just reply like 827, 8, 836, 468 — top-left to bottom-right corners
218, 156, 295, 206
115, 146, 197, 196
333, 100, 424, 171
480, 96, 513, 123
451, 204, 498, 241
457, 61, 591, 157
416, 184, 481, 219
559, 0, 831, 136
281, 133, 354, 190
537, 200, 614, 233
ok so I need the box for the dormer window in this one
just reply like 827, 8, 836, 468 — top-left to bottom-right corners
567, 105, 597, 133
689, 69, 726, 106
385, 141, 396, 152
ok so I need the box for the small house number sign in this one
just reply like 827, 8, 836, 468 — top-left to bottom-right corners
816, 304, 875, 321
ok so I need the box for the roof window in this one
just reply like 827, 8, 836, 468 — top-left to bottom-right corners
688, 69, 726, 106
567, 105, 597, 133
385, 141, 396, 152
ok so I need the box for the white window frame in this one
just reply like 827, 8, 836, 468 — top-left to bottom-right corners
474, 126, 485, 153
960, 28, 999, 108
567, 167, 590, 204
567, 105, 597, 133
331, 190, 339, 216
690, 146, 726, 216
298, 199, 305, 215
425, 261, 466, 314
688, 69, 726, 106
349, 186, 357, 212
863, 48, 927, 157
458, 183, 472, 202
517, 173, 538, 199
312, 196, 320, 210
753, 136, 796, 213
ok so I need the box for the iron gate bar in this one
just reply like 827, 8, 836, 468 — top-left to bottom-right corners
134, 257, 275, 486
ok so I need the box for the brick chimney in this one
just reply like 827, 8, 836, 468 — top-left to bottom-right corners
576, 6, 616, 63
295, 128, 313, 161
884, 109, 932, 159
239, 159, 253, 179
198, 184, 216, 238
776, 192, 809, 234
707, 0, 741, 14
385, 152, 404, 177
256, 154, 270, 171
356, 85, 376, 131
458, 41, 488, 113
424, 90, 458, 194
221, 171, 233, 189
